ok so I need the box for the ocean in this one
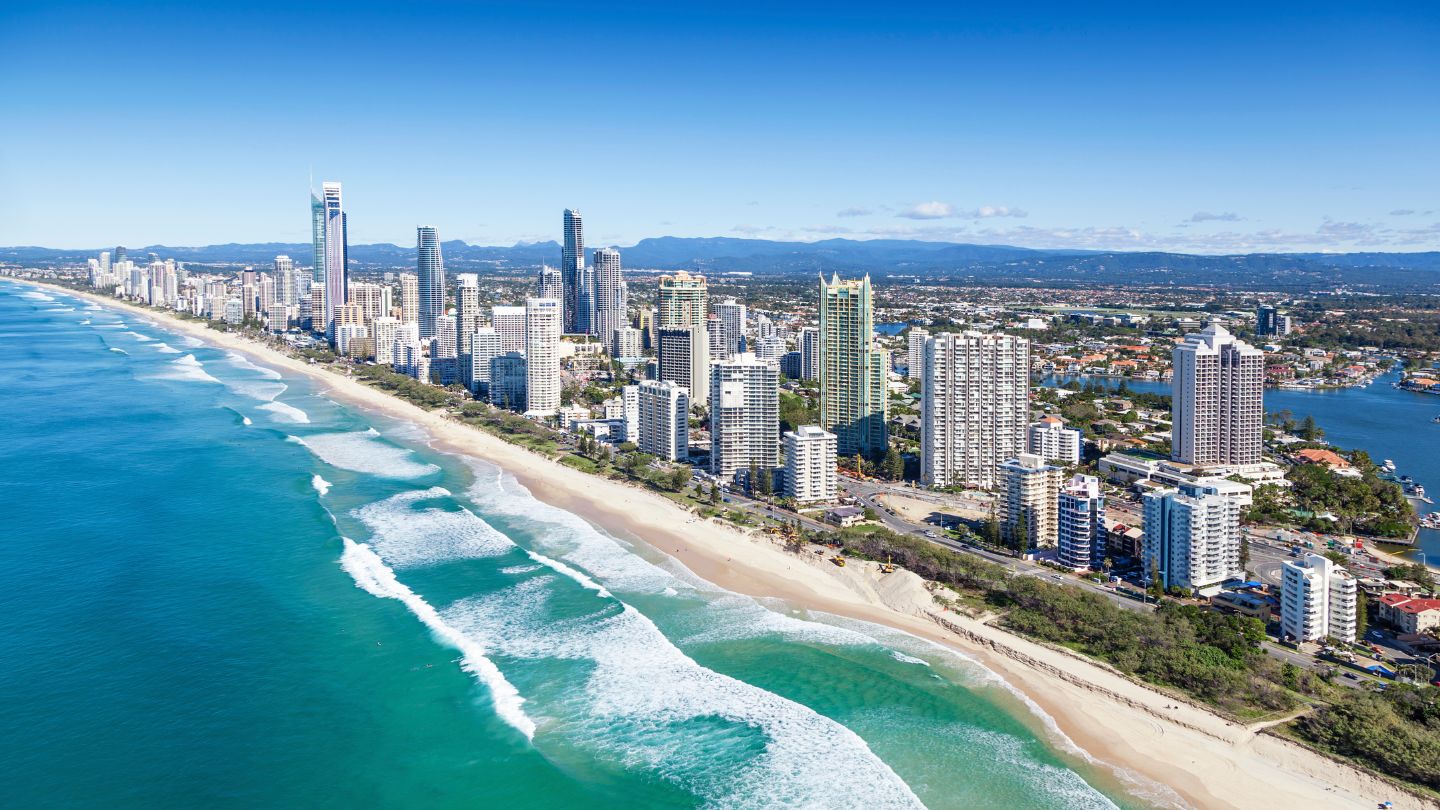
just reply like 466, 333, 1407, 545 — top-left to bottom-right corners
0, 282, 1156, 808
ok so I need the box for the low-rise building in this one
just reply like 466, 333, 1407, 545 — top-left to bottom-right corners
1377, 593, 1440, 635
782, 425, 837, 504
1280, 553, 1358, 643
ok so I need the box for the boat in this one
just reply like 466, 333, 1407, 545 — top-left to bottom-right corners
1383, 459, 1396, 472
1432, 415, 1440, 424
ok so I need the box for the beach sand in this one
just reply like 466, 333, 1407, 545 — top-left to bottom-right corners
41, 282, 1438, 810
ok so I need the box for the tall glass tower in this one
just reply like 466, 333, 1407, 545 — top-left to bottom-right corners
416, 226, 445, 339
321, 182, 347, 340
562, 209, 584, 333
819, 273, 888, 459
310, 192, 326, 284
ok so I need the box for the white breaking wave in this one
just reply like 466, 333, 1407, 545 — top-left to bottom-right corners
122, 331, 154, 342
225, 351, 283, 379
152, 342, 182, 354
352, 487, 514, 567
311, 475, 332, 496
228, 380, 288, 402
464, 461, 682, 594
179, 335, 205, 348
289, 430, 439, 479
20, 291, 56, 302
46, 306, 76, 312
149, 354, 222, 384
109, 347, 128, 355
258, 401, 310, 423
339, 538, 535, 739
525, 550, 612, 597
444, 589, 925, 810
79, 319, 91, 325
242, 416, 253, 426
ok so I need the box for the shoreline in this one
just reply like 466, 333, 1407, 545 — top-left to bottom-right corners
25, 280, 1438, 810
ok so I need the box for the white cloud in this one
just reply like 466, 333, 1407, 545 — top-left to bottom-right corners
962, 205, 1027, 219
1186, 211, 1244, 223
836, 207, 872, 218
898, 201, 954, 220
1390, 209, 1416, 216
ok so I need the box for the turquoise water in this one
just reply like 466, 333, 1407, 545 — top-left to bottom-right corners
0, 282, 1159, 809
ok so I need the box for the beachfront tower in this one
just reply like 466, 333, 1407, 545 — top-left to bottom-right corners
920, 331, 1030, 489
1281, 553, 1358, 643
524, 297, 562, 416
320, 182, 347, 342
818, 274, 887, 459
417, 226, 445, 340
562, 209, 584, 333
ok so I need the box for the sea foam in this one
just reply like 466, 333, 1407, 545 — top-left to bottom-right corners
311, 475, 332, 496
258, 401, 310, 423
339, 538, 535, 739
289, 430, 439, 479
150, 354, 222, 384
225, 351, 283, 379
443, 589, 925, 809
352, 487, 515, 567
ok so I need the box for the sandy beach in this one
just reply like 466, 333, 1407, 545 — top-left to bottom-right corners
36, 281, 1437, 810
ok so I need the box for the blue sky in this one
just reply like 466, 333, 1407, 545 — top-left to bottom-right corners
2, 1, 1436, 252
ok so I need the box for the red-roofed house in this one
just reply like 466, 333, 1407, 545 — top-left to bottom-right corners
1294, 448, 1351, 470
1377, 593, 1440, 634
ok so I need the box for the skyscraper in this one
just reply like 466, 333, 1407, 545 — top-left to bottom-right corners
274, 255, 297, 307
906, 327, 929, 380
1256, 305, 1278, 338
657, 326, 709, 408
321, 182, 347, 341
819, 274, 887, 459
1028, 416, 1082, 465
921, 332, 1030, 489
310, 192, 325, 284
657, 271, 708, 327
524, 297, 562, 415
562, 209, 584, 333
537, 264, 563, 301
416, 226, 445, 340
799, 326, 819, 381
1171, 322, 1264, 467
454, 274, 480, 386
592, 247, 626, 342
709, 353, 780, 481
398, 273, 419, 323
1142, 481, 1246, 594
636, 380, 690, 462
715, 298, 747, 355
1057, 474, 1106, 570
491, 305, 527, 353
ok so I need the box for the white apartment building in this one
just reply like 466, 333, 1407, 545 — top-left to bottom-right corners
621, 384, 641, 443
636, 380, 689, 462
715, 298, 747, 355
1171, 322, 1264, 467
1057, 474, 1106, 570
524, 297, 562, 415
998, 453, 1063, 552
1281, 553, 1358, 643
906, 327, 928, 379
492, 305, 527, 354
921, 332, 1030, 489
657, 325, 710, 408
612, 326, 643, 359
709, 353, 780, 481
1142, 480, 1248, 594
398, 273, 419, 323
372, 316, 400, 365
1028, 416, 1082, 465
469, 327, 501, 395
783, 425, 838, 503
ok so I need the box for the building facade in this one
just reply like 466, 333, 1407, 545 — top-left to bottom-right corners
783, 425, 838, 503
416, 226, 445, 340
1028, 417, 1082, 465
562, 209, 584, 333
709, 353, 780, 481
1281, 553, 1358, 643
998, 454, 1063, 553
818, 274, 887, 459
1142, 480, 1246, 594
1057, 474, 1106, 570
636, 380, 690, 462
1171, 322, 1264, 467
656, 326, 710, 408
524, 297, 562, 415
921, 332, 1030, 489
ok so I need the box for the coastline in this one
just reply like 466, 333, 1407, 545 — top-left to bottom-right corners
28, 281, 1438, 810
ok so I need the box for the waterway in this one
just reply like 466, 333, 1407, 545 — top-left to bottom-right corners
1041, 370, 1440, 568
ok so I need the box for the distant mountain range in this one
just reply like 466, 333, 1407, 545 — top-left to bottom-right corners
5, 237, 1439, 291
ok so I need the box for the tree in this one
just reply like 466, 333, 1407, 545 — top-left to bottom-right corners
668, 466, 691, 492
1300, 414, 1320, 441
881, 447, 905, 480
755, 466, 773, 497
1011, 510, 1029, 555
709, 484, 721, 504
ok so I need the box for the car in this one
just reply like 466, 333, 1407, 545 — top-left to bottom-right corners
1344, 672, 1359, 680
